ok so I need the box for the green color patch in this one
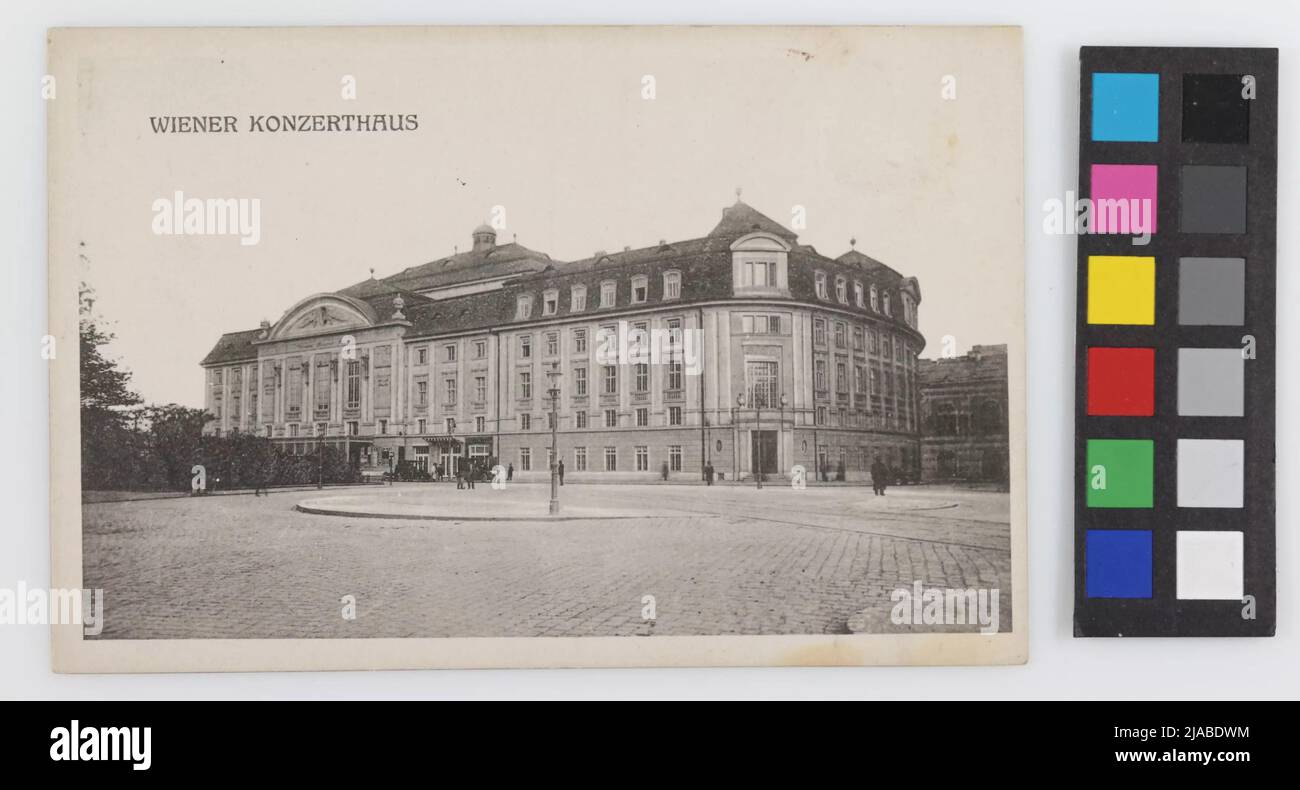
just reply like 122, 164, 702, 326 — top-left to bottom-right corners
1086, 439, 1153, 508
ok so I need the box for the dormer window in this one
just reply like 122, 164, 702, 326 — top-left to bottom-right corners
883, 292, 892, 317
600, 280, 617, 308
542, 289, 558, 316
662, 271, 681, 300
815, 271, 828, 300
631, 275, 648, 304
870, 284, 879, 312
731, 232, 790, 295
835, 276, 847, 304
571, 285, 587, 312
516, 294, 533, 320
854, 281, 865, 308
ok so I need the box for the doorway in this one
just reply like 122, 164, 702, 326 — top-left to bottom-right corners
750, 430, 778, 476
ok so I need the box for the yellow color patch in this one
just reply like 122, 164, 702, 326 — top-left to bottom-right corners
1088, 256, 1155, 325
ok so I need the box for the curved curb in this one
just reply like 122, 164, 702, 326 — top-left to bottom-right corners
293, 503, 650, 522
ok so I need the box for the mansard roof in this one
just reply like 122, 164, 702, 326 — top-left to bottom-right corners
338, 241, 552, 297
200, 328, 263, 366
708, 200, 799, 241
203, 200, 925, 365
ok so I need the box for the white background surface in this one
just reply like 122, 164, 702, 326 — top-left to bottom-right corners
1, 0, 1294, 700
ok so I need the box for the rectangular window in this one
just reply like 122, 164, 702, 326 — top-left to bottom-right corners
576, 411, 588, 429
745, 260, 774, 287
444, 344, 456, 362
520, 447, 531, 471
632, 277, 648, 303
635, 446, 649, 471
668, 406, 682, 426
601, 282, 616, 308
814, 319, 826, 345
636, 407, 649, 427
416, 379, 428, 407
815, 272, 828, 299
669, 446, 682, 472
520, 335, 532, 359
474, 340, 486, 359
417, 418, 427, 434
474, 375, 486, 402
347, 420, 359, 436
602, 365, 617, 394
575, 447, 587, 471
663, 272, 681, 299
378, 418, 388, 435
517, 296, 532, 320
854, 281, 865, 307
853, 327, 864, 350
604, 409, 617, 428
814, 359, 827, 391
521, 413, 531, 430
573, 329, 587, 353
836, 277, 847, 303
346, 360, 361, 409
571, 287, 587, 312
444, 377, 457, 405
476, 416, 485, 433
519, 371, 532, 399
445, 417, 456, 434
289, 423, 299, 437
746, 360, 778, 408
816, 406, 827, 425
835, 322, 846, 348
416, 347, 428, 365
543, 291, 558, 316
574, 366, 588, 396
667, 361, 683, 391
546, 332, 559, 356
837, 362, 848, 393
604, 447, 617, 471
634, 363, 649, 393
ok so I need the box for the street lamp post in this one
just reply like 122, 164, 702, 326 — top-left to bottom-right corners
546, 361, 562, 515
778, 394, 788, 477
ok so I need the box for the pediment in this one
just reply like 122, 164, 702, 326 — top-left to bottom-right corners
268, 294, 378, 341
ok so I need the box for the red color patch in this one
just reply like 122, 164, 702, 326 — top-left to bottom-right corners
1087, 347, 1155, 416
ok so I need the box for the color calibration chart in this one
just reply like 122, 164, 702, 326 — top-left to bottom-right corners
1074, 47, 1276, 637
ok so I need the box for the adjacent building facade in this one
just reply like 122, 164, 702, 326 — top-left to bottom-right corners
200, 200, 926, 481
917, 344, 1010, 485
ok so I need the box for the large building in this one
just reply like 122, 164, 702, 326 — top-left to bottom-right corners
200, 199, 926, 481
917, 344, 1010, 485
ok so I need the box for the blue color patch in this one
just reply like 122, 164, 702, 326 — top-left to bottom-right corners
1086, 530, 1153, 598
1092, 73, 1159, 142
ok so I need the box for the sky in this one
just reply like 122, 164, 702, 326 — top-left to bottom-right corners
54, 26, 1023, 407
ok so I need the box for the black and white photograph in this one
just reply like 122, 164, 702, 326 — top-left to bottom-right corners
47, 25, 1026, 670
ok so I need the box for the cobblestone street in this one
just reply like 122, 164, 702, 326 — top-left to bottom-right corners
82, 482, 1012, 639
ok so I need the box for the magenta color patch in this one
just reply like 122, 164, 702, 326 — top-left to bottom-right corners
1091, 164, 1157, 234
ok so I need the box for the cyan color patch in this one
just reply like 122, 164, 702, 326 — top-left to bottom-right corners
1086, 530, 1153, 598
1092, 73, 1159, 142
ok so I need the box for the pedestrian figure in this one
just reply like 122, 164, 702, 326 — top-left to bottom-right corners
661, 460, 669, 481
705, 462, 714, 486
870, 456, 888, 496
507, 462, 514, 481
456, 467, 464, 490
558, 459, 565, 486
466, 466, 476, 490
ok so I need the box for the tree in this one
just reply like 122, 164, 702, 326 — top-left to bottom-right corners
80, 284, 143, 490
